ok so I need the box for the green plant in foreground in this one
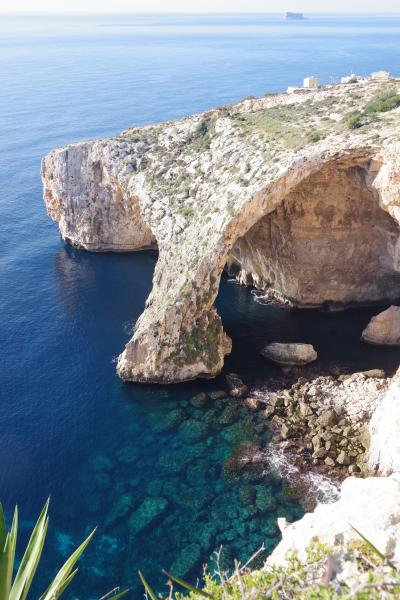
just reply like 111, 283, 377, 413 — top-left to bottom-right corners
139, 530, 400, 599
0, 499, 129, 600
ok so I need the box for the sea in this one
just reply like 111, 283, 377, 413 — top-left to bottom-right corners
1, 12, 400, 598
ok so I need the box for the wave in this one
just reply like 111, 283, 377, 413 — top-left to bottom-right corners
263, 440, 340, 508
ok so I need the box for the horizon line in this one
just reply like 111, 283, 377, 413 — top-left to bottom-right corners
2, 10, 400, 15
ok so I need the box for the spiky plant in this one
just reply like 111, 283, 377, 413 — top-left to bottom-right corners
0, 499, 129, 600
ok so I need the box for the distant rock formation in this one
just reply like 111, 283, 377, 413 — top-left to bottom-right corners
284, 12, 305, 20
42, 78, 400, 384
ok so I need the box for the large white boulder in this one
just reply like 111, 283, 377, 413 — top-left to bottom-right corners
268, 474, 400, 570
361, 306, 400, 345
368, 368, 400, 475
261, 342, 317, 366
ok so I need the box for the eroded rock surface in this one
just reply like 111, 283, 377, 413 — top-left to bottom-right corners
368, 367, 400, 475
362, 305, 400, 345
261, 342, 317, 366
264, 372, 388, 477
42, 79, 400, 383
268, 474, 400, 574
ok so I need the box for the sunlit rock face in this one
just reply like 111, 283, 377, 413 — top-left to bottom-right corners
230, 162, 400, 307
41, 142, 156, 252
368, 368, 400, 475
42, 78, 400, 383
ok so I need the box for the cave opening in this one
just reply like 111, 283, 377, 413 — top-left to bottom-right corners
228, 161, 400, 310
217, 159, 400, 383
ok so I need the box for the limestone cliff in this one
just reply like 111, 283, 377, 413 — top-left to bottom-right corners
268, 474, 400, 579
42, 79, 400, 383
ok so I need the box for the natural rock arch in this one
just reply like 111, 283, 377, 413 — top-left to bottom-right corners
42, 79, 400, 384
117, 147, 400, 383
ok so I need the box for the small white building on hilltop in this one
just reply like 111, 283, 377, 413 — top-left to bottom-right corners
371, 71, 391, 81
303, 76, 319, 89
341, 74, 359, 84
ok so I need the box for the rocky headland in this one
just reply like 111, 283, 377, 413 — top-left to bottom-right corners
42, 77, 400, 385
42, 76, 400, 591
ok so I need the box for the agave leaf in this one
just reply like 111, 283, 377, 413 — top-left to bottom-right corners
38, 527, 96, 600
0, 507, 18, 600
10, 499, 50, 600
54, 568, 78, 597
350, 524, 397, 570
138, 571, 157, 600
0, 504, 6, 551
103, 588, 131, 599
162, 570, 214, 598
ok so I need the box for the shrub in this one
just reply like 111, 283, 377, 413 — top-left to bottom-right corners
364, 89, 400, 115
343, 110, 364, 129
181, 206, 194, 219
308, 131, 321, 143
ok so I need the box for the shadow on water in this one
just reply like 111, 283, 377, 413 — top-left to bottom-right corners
19, 247, 399, 598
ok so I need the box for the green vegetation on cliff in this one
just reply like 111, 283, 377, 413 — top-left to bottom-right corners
141, 541, 400, 599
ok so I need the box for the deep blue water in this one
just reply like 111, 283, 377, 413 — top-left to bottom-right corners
1, 12, 400, 598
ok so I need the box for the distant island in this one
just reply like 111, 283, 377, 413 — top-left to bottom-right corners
284, 12, 305, 20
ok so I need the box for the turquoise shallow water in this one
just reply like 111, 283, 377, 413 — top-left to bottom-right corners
1, 12, 400, 598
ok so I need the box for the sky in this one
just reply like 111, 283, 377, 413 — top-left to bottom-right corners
0, 0, 399, 12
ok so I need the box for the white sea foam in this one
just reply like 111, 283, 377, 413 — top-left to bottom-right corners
263, 441, 340, 506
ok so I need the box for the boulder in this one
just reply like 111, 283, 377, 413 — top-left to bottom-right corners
361, 306, 400, 346
261, 343, 317, 366
226, 373, 249, 398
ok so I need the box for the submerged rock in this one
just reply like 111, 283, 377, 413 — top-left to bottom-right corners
255, 485, 277, 512
106, 494, 134, 526
169, 543, 201, 578
148, 408, 187, 433
261, 343, 317, 366
89, 454, 113, 472
190, 392, 209, 408
208, 390, 228, 400
179, 418, 210, 440
361, 305, 400, 346
128, 497, 168, 535
218, 403, 240, 425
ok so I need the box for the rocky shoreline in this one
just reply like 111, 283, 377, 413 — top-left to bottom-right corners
263, 371, 388, 479
215, 362, 395, 504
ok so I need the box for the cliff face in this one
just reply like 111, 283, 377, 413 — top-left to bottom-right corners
42, 141, 156, 251
42, 79, 400, 383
